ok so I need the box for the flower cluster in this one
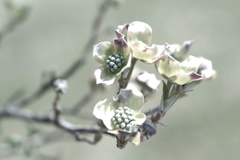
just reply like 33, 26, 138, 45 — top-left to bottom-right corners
92, 21, 216, 149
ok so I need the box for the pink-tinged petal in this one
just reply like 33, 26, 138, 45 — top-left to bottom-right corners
117, 24, 129, 38
112, 37, 132, 60
116, 89, 144, 113
133, 113, 146, 125
115, 30, 124, 39
136, 72, 161, 92
198, 57, 216, 80
155, 52, 181, 78
130, 132, 141, 146
181, 55, 201, 73
118, 129, 137, 136
94, 66, 120, 85
127, 21, 152, 46
93, 42, 114, 64
132, 41, 164, 63
93, 99, 115, 130
169, 72, 203, 85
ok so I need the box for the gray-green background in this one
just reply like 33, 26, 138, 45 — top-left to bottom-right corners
0, 0, 239, 160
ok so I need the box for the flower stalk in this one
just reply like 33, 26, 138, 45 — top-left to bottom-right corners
119, 58, 138, 89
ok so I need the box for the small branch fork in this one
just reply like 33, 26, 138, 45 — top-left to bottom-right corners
0, 102, 112, 144
1, 0, 112, 110
0, 1, 165, 154
0, 2, 119, 152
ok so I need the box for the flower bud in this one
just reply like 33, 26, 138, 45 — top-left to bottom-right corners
141, 119, 157, 138
136, 71, 161, 93
166, 40, 193, 61
52, 79, 68, 94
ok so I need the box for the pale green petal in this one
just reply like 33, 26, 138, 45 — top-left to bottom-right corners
127, 21, 152, 46
169, 72, 203, 85
94, 66, 120, 85
130, 132, 140, 146
112, 37, 132, 61
174, 41, 193, 61
93, 99, 115, 130
108, 130, 120, 135
132, 41, 164, 63
181, 55, 201, 73
155, 52, 181, 78
167, 41, 193, 61
166, 44, 181, 55
116, 53, 132, 76
133, 113, 146, 125
93, 42, 115, 64
117, 89, 144, 113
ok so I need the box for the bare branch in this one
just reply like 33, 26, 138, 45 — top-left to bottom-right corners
0, 107, 112, 140
74, 132, 96, 145
5, 1, 112, 109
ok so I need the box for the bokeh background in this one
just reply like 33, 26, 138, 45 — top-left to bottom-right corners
0, 0, 239, 160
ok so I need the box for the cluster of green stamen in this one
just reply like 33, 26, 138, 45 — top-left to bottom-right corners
106, 53, 125, 73
111, 106, 135, 131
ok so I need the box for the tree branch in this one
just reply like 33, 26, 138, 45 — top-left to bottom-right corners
2, 1, 112, 109
0, 107, 112, 140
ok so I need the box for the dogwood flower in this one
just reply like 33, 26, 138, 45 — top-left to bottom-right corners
155, 47, 203, 85
93, 89, 146, 148
93, 37, 132, 85
116, 21, 164, 63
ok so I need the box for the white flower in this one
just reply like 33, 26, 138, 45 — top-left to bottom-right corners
155, 50, 204, 85
93, 89, 146, 148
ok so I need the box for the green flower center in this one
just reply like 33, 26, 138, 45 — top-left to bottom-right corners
106, 53, 125, 73
111, 106, 135, 131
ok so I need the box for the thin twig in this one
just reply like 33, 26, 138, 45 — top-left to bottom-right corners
2, 1, 112, 109
74, 132, 96, 145
0, 107, 112, 137
144, 106, 160, 116
52, 92, 61, 123
0, 0, 118, 149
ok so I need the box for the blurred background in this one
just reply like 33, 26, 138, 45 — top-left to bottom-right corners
0, 0, 239, 160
